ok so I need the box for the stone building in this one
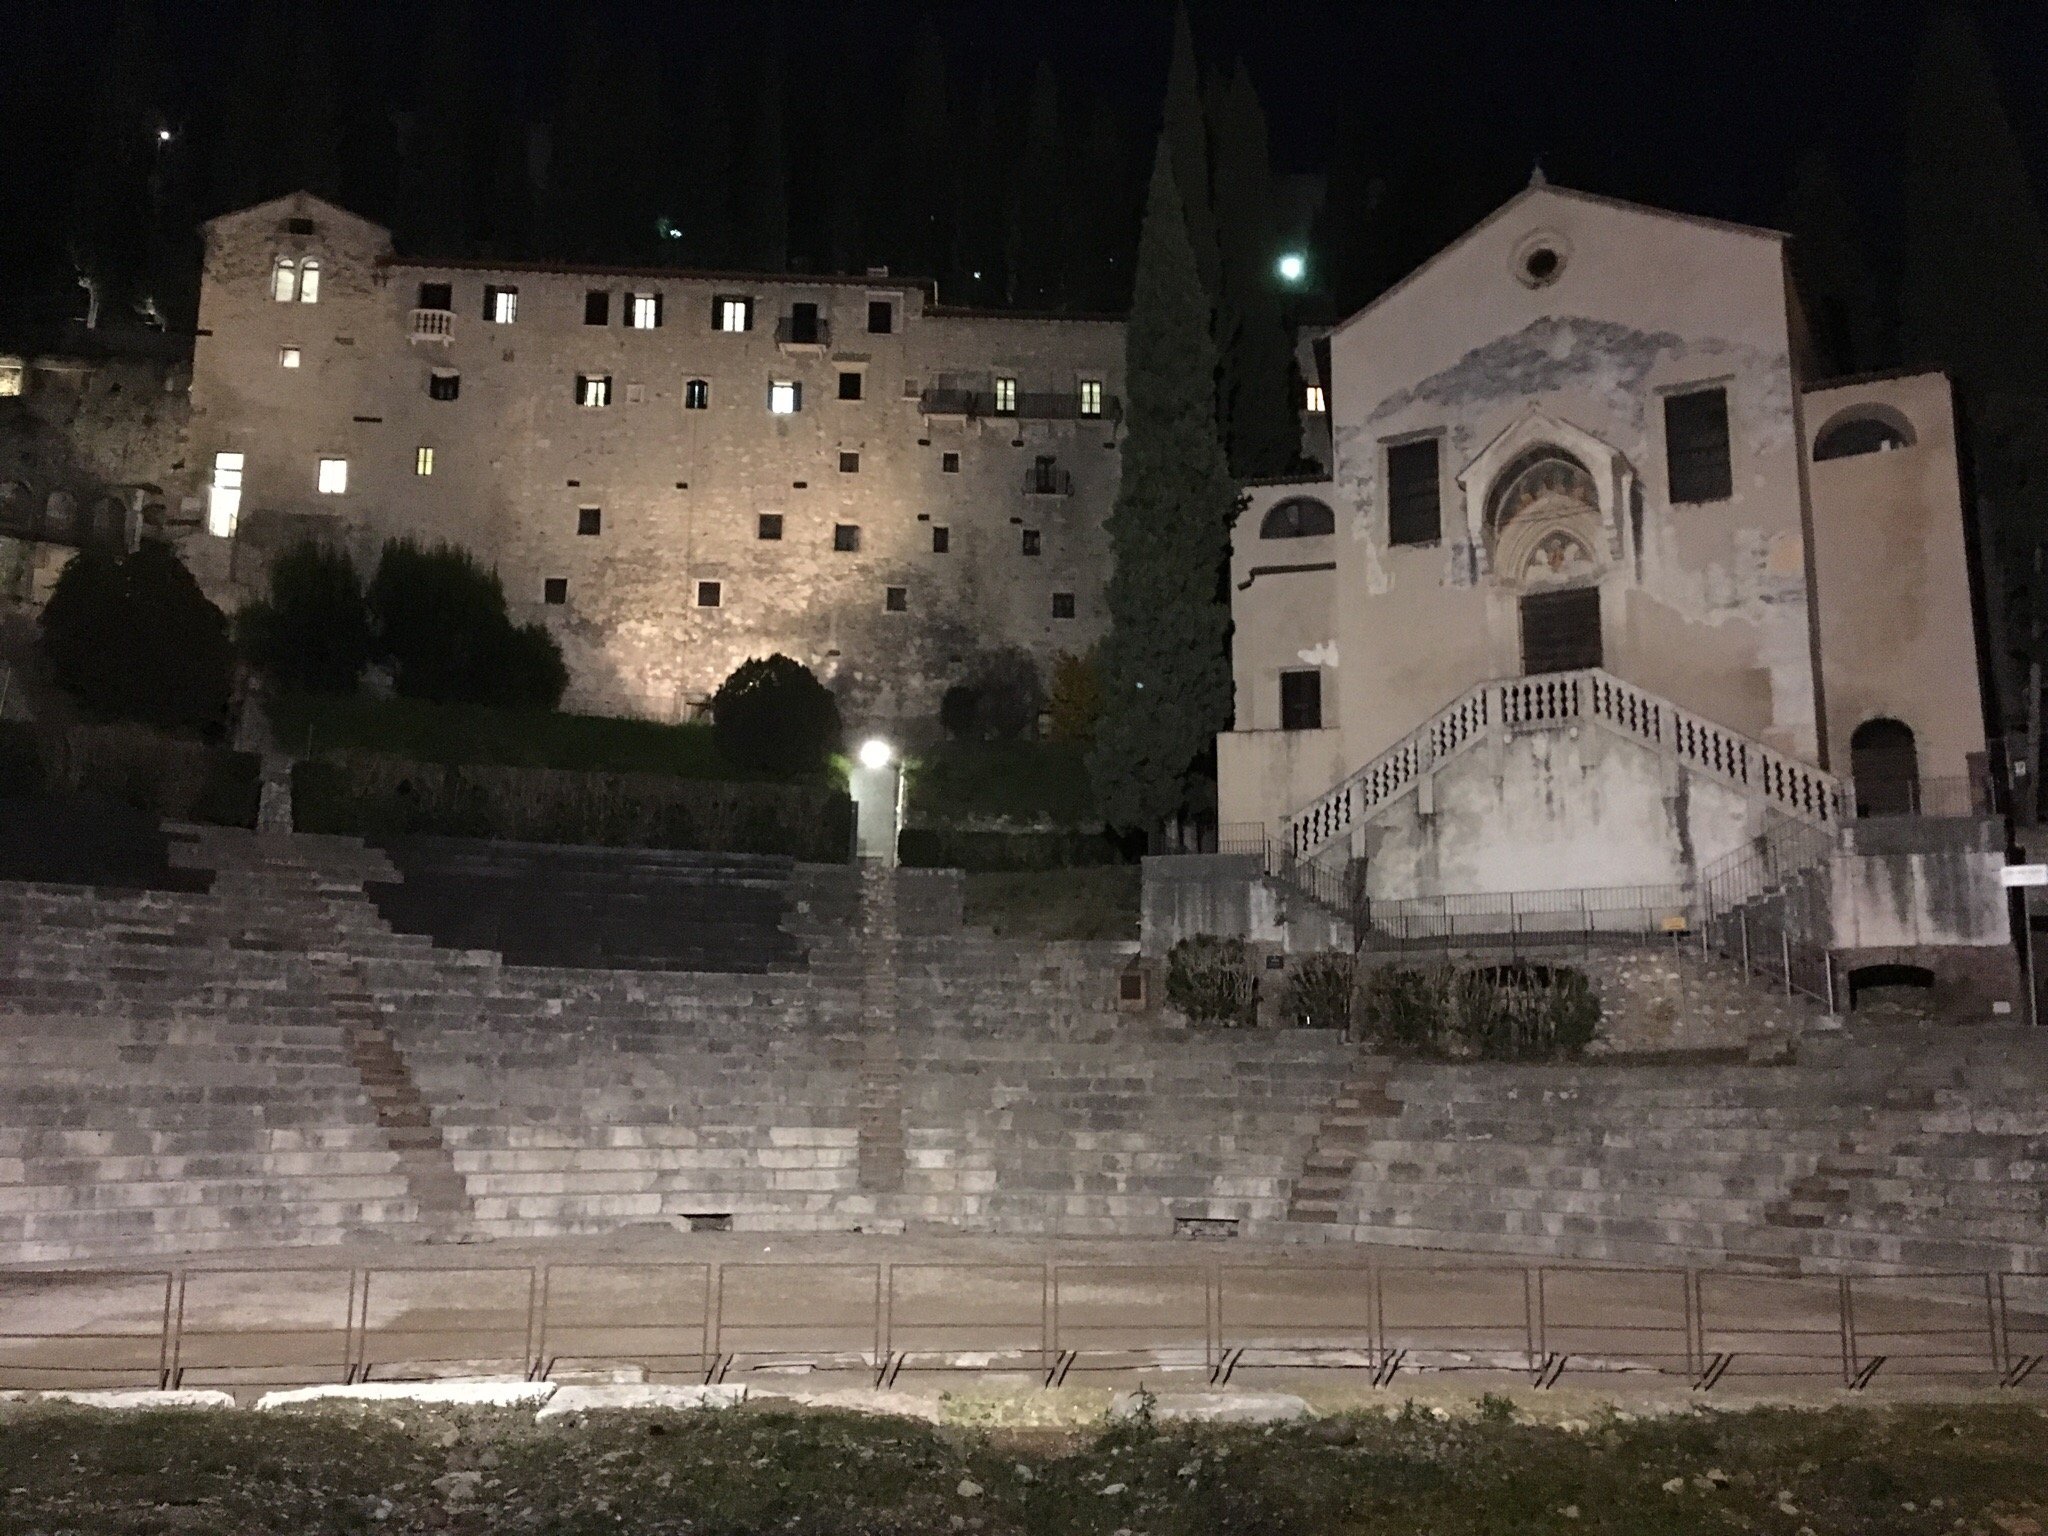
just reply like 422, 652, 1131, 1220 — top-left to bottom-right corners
1218, 178, 2014, 1007
178, 193, 1125, 727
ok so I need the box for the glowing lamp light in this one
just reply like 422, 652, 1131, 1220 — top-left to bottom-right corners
857, 738, 893, 771
156, 128, 173, 144
1276, 252, 1307, 284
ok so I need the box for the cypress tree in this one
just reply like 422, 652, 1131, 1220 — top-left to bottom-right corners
396, 0, 482, 257
1782, 149, 1884, 378
891, 24, 951, 281
1088, 139, 1236, 837
1210, 65, 1298, 478
736, 26, 790, 271
1161, 4, 1219, 307
674, 65, 735, 269
544, 19, 672, 264
211, 0, 341, 211
1067, 95, 1136, 313
954, 80, 1012, 305
1901, 8, 2048, 396
1010, 61, 1067, 308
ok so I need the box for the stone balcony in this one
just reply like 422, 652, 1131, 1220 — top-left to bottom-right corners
408, 308, 455, 345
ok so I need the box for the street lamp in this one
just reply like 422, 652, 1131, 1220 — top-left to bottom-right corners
1276, 252, 1307, 285
857, 738, 893, 771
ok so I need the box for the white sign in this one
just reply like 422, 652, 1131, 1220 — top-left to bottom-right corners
1999, 864, 2048, 888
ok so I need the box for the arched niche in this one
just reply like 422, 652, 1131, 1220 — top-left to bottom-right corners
1814, 404, 1916, 461
1258, 496, 1337, 539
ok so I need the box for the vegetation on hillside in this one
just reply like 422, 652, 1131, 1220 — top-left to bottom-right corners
39, 543, 232, 736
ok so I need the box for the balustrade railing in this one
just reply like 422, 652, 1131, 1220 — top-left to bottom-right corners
408, 308, 454, 344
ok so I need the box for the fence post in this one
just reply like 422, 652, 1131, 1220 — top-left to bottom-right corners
1781, 927, 1793, 995
1739, 907, 1750, 978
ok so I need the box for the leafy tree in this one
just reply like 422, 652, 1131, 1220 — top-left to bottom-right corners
65, 0, 163, 326
711, 655, 842, 777
1782, 149, 1885, 378
40, 543, 233, 735
1210, 65, 1299, 478
1087, 138, 1236, 836
941, 650, 1045, 742
367, 539, 565, 710
239, 540, 371, 695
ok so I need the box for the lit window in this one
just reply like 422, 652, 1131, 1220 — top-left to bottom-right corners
1305, 384, 1328, 414
0, 358, 21, 396
833, 524, 860, 552
278, 347, 301, 369
1078, 380, 1102, 417
716, 296, 753, 332
993, 376, 1017, 414
884, 585, 907, 612
544, 577, 568, 605
207, 451, 244, 536
486, 285, 518, 324
696, 580, 722, 607
576, 373, 612, 408
757, 513, 783, 540
628, 292, 661, 329
271, 259, 296, 302
297, 261, 320, 303
685, 379, 710, 410
577, 506, 601, 536
317, 456, 348, 494
415, 446, 435, 476
769, 380, 800, 415
1052, 591, 1076, 619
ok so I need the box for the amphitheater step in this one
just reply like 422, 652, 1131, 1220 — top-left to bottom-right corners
856, 863, 907, 1195
1286, 1055, 1396, 1223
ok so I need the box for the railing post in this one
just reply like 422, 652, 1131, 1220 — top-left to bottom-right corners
1781, 926, 1792, 995
1738, 907, 1750, 977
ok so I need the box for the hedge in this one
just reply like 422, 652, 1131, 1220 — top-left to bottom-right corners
0, 720, 260, 827
896, 826, 1126, 872
293, 753, 853, 863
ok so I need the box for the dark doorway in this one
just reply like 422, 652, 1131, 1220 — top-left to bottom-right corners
1850, 717, 1918, 816
1846, 962, 1936, 1009
1519, 586, 1602, 675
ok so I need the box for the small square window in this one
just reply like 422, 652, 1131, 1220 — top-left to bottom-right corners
941, 451, 960, 473
628, 292, 662, 329
685, 379, 710, 410
1052, 591, 1076, 619
577, 506, 602, 536
544, 577, 568, 605
931, 526, 950, 553
839, 451, 860, 473
414, 446, 435, 476
769, 380, 801, 414
834, 523, 861, 553
279, 346, 301, 368
757, 513, 783, 540
416, 281, 453, 311
1078, 380, 1102, 417
993, 376, 1018, 414
576, 373, 612, 408
584, 290, 610, 326
696, 580, 722, 608
316, 456, 348, 494
486, 284, 518, 324
1020, 528, 1041, 557
868, 299, 895, 334
838, 370, 863, 400
716, 296, 753, 332
884, 585, 908, 612
428, 370, 460, 401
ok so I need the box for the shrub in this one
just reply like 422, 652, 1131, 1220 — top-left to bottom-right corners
368, 539, 566, 710
940, 649, 1045, 742
710, 655, 842, 777
8, 721, 259, 826
484, 620, 571, 711
1357, 960, 1602, 1060
1165, 935, 1259, 1027
0, 721, 44, 795
896, 826, 1123, 872
1358, 964, 1450, 1054
1046, 649, 1104, 743
238, 540, 370, 694
1279, 952, 1355, 1031
39, 543, 233, 735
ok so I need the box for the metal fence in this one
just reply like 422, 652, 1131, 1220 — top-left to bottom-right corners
2, 1259, 2042, 1395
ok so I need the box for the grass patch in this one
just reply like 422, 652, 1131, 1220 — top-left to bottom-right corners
268, 692, 762, 780
0, 1400, 2042, 1534
965, 865, 1140, 941
906, 739, 1096, 827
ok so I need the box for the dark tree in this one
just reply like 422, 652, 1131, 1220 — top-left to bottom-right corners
41, 543, 233, 735
1160, 5, 1218, 308
544, 17, 673, 264
1210, 65, 1298, 477
1066, 95, 1136, 313
1088, 139, 1236, 836
1010, 62, 1067, 309
672, 67, 734, 268
65, 0, 163, 326
210, 0, 341, 212
1782, 149, 1885, 378
368, 539, 565, 710
954, 81, 1013, 305
735, 29, 790, 271
711, 655, 843, 777
890, 24, 951, 282
238, 539, 371, 695
396, 0, 484, 257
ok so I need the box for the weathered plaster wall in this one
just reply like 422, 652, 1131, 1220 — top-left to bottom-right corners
181, 194, 1122, 729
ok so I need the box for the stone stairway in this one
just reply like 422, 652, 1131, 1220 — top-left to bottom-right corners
855, 863, 907, 1202
1285, 1057, 1398, 1223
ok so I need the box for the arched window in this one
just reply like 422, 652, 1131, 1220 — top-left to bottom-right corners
297, 260, 321, 303
1850, 717, 1918, 816
271, 259, 297, 302
1258, 496, 1336, 539
1814, 408, 1914, 461
1485, 447, 1596, 538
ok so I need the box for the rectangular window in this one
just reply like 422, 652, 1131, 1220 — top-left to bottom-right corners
414, 446, 435, 476
429, 370, 460, 401
317, 456, 348, 495
1021, 528, 1041, 556
787, 302, 821, 344
584, 290, 610, 326
1386, 437, 1442, 547
833, 523, 860, 553
544, 577, 568, 605
838, 370, 863, 400
932, 526, 950, 553
684, 379, 710, 410
286, 217, 315, 235
576, 374, 612, 408
1280, 669, 1323, 731
485, 284, 518, 324
417, 281, 452, 311
941, 451, 960, 473
715, 296, 753, 332
297, 261, 320, 303
0, 359, 22, 396
867, 299, 894, 334
1052, 591, 1076, 619
696, 580, 722, 607
757, 513, 783, 541
1664, 385, 1733, 503
884, 585, 907, 612
1520, 586, 1604, 675
279, 347, 301, 368
769, 380, 801, 414
1305, 383, 1328, 414
577, 506, 602, 536
272, 260, 297, 302
628, 292, 662, 329
993, 376, 1018, 414
206, 450, 243, 537
1078, 379, 1103, 417
839, 451, 860, 473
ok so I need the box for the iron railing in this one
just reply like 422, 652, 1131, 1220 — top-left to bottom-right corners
2, 1258, 2040, 1394
774, 316, 831, 347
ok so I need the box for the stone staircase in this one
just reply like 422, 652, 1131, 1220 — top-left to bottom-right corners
1285, 1058, 1399, 1223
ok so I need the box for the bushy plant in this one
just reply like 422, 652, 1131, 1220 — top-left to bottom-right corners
1046, 649, 1105, 743
1357, 960, 1601, 1060
367, 539, 566, 710
39, 542, 233, 735
1165, 934, 1259, 1027
238, 539, 371, 694
1357, 964, 1450, 1054
1279, 952, 1355, 1031
940, 649, 1044, 741
710, 655, 843, 777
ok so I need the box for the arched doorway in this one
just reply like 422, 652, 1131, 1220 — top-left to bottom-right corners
1487, 448, 1606, 676
1850, 718, 1918, 816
